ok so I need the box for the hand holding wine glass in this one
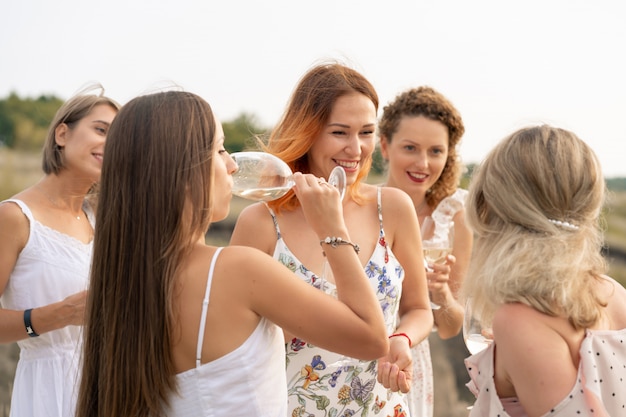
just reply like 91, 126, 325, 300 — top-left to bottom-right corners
231, 151, 346, 201
421, 216, 454, 265
231, 151, 347, 293
420, 216, 454, 309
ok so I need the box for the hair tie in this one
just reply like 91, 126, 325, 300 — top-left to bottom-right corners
548, 219, 579, 231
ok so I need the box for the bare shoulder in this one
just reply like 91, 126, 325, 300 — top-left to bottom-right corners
214, 245, 280, 284
599, 275, 626, 298
493, 303, 541, 335
232, 202, 273, 229
237, 201, 270, 218
378, 186, 419, 235
0, 200, 29, 240
493, 302, 529, 321
218, 244, 267, 263
379, 186, 414, 213
0, 200, 30, 290
229, 202, 276, 251
493, 303, 572, 362
191, 245, 268, 278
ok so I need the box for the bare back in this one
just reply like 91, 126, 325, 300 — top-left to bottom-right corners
491, 276, 626, 416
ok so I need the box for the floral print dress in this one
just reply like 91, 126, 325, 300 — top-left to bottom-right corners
267, 188, 411, 417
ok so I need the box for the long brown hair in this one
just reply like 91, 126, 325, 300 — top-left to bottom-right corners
76, 91, 217, 417
265, 62, 379, 212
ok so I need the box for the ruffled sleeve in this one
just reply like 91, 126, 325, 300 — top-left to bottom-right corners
430, 188, 467, 242
431, 188, 467, 223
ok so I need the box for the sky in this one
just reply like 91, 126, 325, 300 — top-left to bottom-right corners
2, 0, 625, 177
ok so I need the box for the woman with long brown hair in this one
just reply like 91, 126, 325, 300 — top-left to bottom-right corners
76, 90, 388, 416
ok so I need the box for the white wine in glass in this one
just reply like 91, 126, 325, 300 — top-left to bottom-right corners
230, 152, 346, 201
420, 216, 454, 309
421, 216, 454, 264
463, 298, 494, 355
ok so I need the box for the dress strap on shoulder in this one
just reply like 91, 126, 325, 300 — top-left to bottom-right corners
263, 202, 282, 239
2, 199, 34, 219
376, 187, 390, 262
196, 246, 224, 368
1, 199, 34, 232
376, 187, 383, 228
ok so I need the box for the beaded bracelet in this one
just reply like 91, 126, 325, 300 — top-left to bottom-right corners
319, 236, 360, 256
389, 332, 412, 347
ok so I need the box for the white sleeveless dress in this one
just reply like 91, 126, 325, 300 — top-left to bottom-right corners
164, 247, 288, 416
0, 199, 94, 417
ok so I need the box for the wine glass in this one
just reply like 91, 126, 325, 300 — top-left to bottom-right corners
420, 216, 454, 310
230, 151, 346, 201
462, 298, 494, 355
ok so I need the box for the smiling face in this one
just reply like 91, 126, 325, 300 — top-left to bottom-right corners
307, 93, 377, 185
380, 115, 449, 197
55, 103, 117, 183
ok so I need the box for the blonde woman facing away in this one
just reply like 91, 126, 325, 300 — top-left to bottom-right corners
463, 125, 626, 417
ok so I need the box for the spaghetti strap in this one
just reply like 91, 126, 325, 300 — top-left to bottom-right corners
376, 187, 390, 262
1, 199, 35, 235
376, 187, 383, 229
195, 247, 224, 368
264, 202, 282, 239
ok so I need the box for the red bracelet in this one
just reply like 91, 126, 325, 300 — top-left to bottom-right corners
389, 332, 412, 347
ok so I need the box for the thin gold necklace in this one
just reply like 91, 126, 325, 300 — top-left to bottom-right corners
36, 184, 82, 220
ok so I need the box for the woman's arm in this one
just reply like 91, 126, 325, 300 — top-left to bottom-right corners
431, 209, 473, 338
229, 202, 277, 255
378, 188, 434, 392
429, 257, 464, 339
388, 188, 433, 345
231, 174, 389, 359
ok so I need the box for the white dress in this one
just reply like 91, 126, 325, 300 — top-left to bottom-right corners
164, 247, 288, 416
0, 199, 93, 417
407, 189, 468, 417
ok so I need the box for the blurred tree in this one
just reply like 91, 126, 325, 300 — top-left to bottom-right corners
0, 92, 63, 150
0, 100, 15, 147
222, 112, 269, 153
